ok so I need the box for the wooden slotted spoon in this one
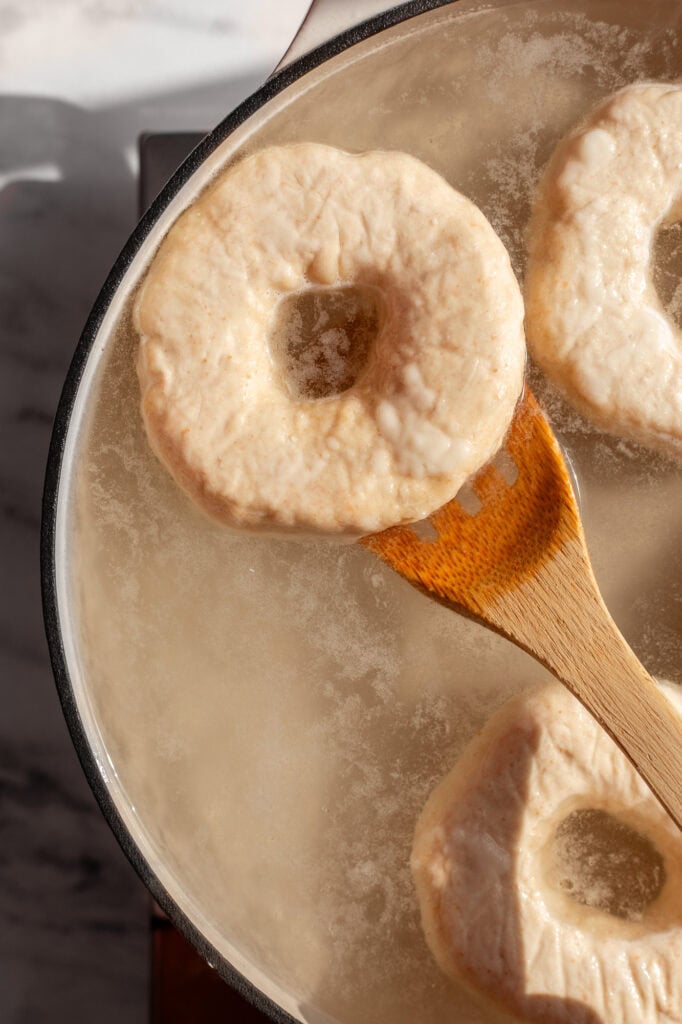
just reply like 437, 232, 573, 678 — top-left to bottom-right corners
363, 388, 682, 830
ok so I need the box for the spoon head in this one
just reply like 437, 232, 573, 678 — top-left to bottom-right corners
362, 388, 581, 618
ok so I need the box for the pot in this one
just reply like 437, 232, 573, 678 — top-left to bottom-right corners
41, 2, 682, 1022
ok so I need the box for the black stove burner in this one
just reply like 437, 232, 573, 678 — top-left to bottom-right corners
138, 132, 206, 215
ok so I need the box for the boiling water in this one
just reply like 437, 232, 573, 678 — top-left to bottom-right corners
69, 2, 682, 1022
548, 809, 666, 922
270, 285, 383, 400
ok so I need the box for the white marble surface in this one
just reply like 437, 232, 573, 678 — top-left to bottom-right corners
0, 2, 315, 1021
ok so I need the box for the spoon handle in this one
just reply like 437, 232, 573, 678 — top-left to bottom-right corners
483, 531, 682, 830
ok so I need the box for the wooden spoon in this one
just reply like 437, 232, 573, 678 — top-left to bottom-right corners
363, 388, 682, 830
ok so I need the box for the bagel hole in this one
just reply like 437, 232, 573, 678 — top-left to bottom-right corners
455, 482, 482, 516
549, 808, 665, 921
270, 284, 383, 400
653, 220, 682, 328
410, 517, 439, 542
491, 448, 519, 486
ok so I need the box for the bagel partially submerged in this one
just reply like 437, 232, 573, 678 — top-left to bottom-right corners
412, 683, 682, 1023
526, 83, 682, 455
135, 144, 525, 536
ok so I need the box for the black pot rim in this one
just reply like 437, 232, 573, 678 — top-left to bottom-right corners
40, 1, 457, 1020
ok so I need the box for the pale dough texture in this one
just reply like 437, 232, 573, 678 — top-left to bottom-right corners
134, 144, 525, 536
412, 684, 682, 1024
525, 83, 682, 454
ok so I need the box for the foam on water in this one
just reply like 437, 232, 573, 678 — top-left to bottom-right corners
70, 2, 682, 1022
269, 284, 382, 400
549, 809, 666, 922
654, 221, 682, 330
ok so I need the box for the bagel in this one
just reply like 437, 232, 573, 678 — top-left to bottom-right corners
412, 683, 682, 1023
134, 144, 525, 536
525, 83, 682, 454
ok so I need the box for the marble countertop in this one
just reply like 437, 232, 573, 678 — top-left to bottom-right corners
0, 2, 315, 1021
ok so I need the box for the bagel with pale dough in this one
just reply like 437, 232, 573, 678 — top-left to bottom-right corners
412, 683, 682, 1023
134, 144, 525, 536
526, 83, 682, 454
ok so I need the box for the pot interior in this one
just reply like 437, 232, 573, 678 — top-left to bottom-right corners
55, 1, 682, 1021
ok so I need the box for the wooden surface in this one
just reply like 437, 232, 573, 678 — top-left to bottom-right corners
151, 911, 269, 1023
365, 389, 682, 830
